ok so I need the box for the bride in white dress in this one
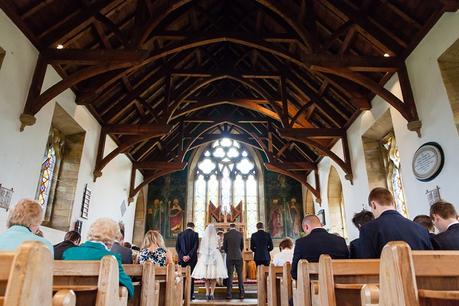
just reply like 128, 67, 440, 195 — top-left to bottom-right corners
192, 224, 228, 300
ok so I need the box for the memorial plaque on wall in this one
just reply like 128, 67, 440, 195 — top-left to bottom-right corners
412, 142, 444, 182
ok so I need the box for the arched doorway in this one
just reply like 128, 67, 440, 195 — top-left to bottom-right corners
304, 190, 315, 215
132, 189, 146, 246
327, 166, 347, 238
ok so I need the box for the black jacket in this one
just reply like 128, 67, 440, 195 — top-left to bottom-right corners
431, 223, 459, 250
359, 210, 433, 258
111, 242, 133, 264
349, 238, 363, 259
176, 228, 199, 265
53, 240, 77, 260
250, 230, 273, 261
224, 229, 244, 260
291, 228, 349, 279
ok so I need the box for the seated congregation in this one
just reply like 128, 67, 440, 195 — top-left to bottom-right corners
1, 186, 459, 306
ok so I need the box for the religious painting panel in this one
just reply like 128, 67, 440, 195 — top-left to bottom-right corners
264, 170, 304, 240
146, 169, 187, 241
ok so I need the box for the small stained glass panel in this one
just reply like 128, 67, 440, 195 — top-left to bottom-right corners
37, 145, 57, 209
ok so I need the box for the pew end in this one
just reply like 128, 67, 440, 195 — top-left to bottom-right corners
361, 284, 379, 306
53, 290, 76, 306
0, 241, 55, 306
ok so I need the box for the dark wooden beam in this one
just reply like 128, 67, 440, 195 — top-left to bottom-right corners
266, 161, 316, 171
134, 161, 186, 170
321, 0, 404, 54
44, 49, 148, 65
20, 54, 47, 131
280, 128, 346, 138
39, 0, 123, 47
171, 69, 281, 79
129, 162, 187, 200
105, 124, 170, 135
264, 162, 320, 199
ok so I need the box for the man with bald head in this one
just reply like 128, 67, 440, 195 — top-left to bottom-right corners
291, 215, 349, 279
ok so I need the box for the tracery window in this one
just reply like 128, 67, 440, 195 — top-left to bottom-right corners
193, 138, 258, 236
381, 132, 408, 217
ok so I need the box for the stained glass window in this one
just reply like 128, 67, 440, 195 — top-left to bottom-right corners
37, 145, 57, 210
381, 132, 408, 217
193, 138, 258, 236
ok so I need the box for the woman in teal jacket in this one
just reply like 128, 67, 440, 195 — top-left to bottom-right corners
63, 218, 134, 298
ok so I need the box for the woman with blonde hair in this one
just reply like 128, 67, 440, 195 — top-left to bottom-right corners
0, 199, 53, 254
63, 218, 134, 298
139, 230, 173, 266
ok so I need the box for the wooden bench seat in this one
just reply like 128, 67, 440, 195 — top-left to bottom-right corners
266, 263, 292, 306
319, 256, 380, 306
367, 241, 459, 306
292, 260, 319, 306
0, 241, 75, 306
54, 256, 127, 306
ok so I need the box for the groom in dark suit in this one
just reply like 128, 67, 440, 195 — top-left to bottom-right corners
176, 222, 199, 299
224, 223, 245, 299
250, 222, 273, 266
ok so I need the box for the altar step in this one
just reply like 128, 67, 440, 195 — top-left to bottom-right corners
196, 284, 257, 298
190, 298, 257, 306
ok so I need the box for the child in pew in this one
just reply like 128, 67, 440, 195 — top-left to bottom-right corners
273, 238, 294, 266
62, 218, 134, 298
138, 230, 173, 266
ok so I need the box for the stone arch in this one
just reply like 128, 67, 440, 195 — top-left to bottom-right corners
132, 188, 146, 246
327, 166, 347, 238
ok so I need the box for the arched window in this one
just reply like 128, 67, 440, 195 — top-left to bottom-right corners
36, 128, 64, 215
193, 138, 258, 236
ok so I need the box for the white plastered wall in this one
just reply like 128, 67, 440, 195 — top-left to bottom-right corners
0, 11, 143, 244
307, 11, 459, 241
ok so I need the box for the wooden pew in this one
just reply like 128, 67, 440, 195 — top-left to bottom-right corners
123, 262, 158, 306
292, 260, 319, 306
267, 264, 283, 306
318, 255, 379, 306
53, 255, 128, 306
153, 264, 184, 306
257, 265, 270, 306
368, 241, 459, 306
0, 241, 75, 306
266, 263, 293, 306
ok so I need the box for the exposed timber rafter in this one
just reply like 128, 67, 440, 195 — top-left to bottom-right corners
310, 65, 422, 136
93, 124, 170, 181
128, 161, 187, 201
279, 128, 353, 183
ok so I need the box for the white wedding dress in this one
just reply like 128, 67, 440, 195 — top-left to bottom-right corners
192, 224, 228, 279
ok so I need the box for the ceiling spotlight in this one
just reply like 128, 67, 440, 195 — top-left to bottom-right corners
383, 53, 390, 57
56, 44, 64, 49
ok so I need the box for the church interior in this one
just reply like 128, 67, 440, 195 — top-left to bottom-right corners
0, 0, 459, 305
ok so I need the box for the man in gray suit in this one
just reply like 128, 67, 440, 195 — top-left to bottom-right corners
223, 223, 245, 299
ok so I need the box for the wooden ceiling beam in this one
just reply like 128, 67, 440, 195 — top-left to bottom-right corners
171, 69, 281, 79
105, 124, 170, 135
264, 162, 320, 200
266, 161, 316, 171
280, 128, 345, 138
129, 162, 188, 200
93, 124, 170, 180
134, 161, 186, 170
321, 0, 403, 54
44, 49, 148, 65
39, 0, 123, 47
311, 65, 420, 134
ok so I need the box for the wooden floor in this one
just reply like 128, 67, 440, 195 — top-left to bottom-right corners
190, 298, 257, 306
